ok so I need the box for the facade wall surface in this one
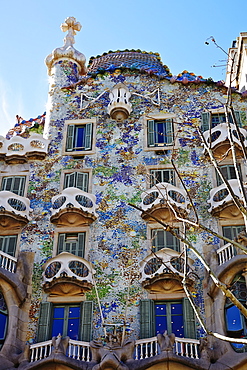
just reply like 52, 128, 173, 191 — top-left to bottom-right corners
1, 26, 247, 370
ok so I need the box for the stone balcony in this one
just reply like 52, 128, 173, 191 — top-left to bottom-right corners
207, 179, 247, 219
203, 123, 247, 158
0, 191, 32, 229
140, 183, 190, 222
0, 133, 50, 163
50, 187, 98, 227
42, 252, 95, 296
140, 248, 195, 293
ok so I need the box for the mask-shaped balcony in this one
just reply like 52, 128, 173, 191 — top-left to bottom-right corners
140, 183, 190, 222
0, 133, 50, 163
207, 179, 246, 219
42, 252, 95, 296
140, 248, 195, 293
0, 191, 32, 229
107, 83, 132, 122
50, 187, 98, 227
203, 123, 247, 159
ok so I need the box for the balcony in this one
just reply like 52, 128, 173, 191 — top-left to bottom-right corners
42, 252, 95, 296
203, 123, 247, 159
207, 179, 247, 218
50, 187, 98, 227
140, 248, 195, 293
107, 83, 132, 122
0, 191, 32, 229
140, 183, 190, 222
30, 336, 200, 363
0, 250, 17, 273
0, 133, 50, 163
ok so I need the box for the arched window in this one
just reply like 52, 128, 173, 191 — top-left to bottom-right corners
0, 291, 8, 348
225, 274, 247, 352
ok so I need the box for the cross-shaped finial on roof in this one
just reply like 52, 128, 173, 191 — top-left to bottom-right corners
60, 17, 82, 47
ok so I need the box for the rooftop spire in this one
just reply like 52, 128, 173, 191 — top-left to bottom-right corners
45, 17, 87, 76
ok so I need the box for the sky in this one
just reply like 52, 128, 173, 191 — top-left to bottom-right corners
1, 0, 247, 136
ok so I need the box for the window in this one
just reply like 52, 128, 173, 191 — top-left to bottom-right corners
0, 235, 17, 257
65, 122, 93, 153
201, 111, 242, 132
140, 298, 196, 339
216, 164, 242, 186
149, 169, 175, 187
37, 301, 93, 342
57, 233, 85, 257
52, 305, 80, 340
151, 229, 180, 252
0, 291, 7, 349
222, 225, 245, 244
63, 172, 89, 192
147, 119, 174, 147
1, 176, 26, 196
225, 275, 247, 352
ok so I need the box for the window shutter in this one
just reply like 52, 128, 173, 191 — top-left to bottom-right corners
66, 125, 75, 151
183, 298, 196, 339
165, 119, 174, 144
140, 299, 155, 338
233, 110, 244, 127
76, 173, 89, 192
84, 123, 93, 151
1, 177, 12, 192
80, 301, 93, 342
57, 234, 65, 254
37, 302, 53, 342
13, 177, 25, 196
64, 172, 76, 189
201, 112, 210, 132
147, 120, 155, 147
78, 233, 85, 258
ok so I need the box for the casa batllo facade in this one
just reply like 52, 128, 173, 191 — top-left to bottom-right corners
1, 17, 247, 370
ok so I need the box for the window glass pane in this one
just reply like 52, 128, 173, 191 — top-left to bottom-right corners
226, 306, 243, 331
68, 306, 80, 318
171, 303, 183, 314
155, 304, 166, 315
67, 318, 80, 339
0, 313, 7, 339
75, 126, 85, 150
171, 314, 184, 337
52, 319, 64, 337
53, 307, 64, 319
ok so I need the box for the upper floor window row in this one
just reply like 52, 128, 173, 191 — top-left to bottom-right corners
149, 169, 175, 187
201, 111, 243, 132
63, 172, 89, 192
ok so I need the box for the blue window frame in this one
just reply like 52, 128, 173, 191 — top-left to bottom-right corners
66, 123, 93, 152
52, 305, 80, 340
225, 275, 247, 351
147, 119, 174, 147
155, 301, 184, 338
0, 291, 7, 348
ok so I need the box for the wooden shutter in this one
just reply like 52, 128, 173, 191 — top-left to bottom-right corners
183, 298, 196, 339
201, 112, 210, 132
84, 123, 93, 151
66, 125, 75, 151
57, 234, 65, 254
165, 119, 174, 144
234, 111, 242, 127
147, 120, 155, 147
76, 173, 89, 192
140, 299, 155, 338
77, 233, 85, 257
64, 172, 76, 189
12, 177, 25, 196
80, 301, 93, 342
37, 302, 53, 342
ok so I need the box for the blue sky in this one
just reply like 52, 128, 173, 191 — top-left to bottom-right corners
1, 0, 247, 136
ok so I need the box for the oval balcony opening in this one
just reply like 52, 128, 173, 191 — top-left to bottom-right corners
144, 257, 163, 275
7, 143, 24, 152
8, 198, 26, 211
213, 188, 229, 202
44, 262, 61, 278
68, 260, 89, 277
168, 190, 185, 204
53, 196, 66, 209
207, 130, 221, 143
143, 191, 159, 206
30, 140, 45, 149
75, 195, 93, 208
